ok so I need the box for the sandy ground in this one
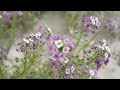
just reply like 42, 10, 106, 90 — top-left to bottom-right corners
5, 11, 120, 79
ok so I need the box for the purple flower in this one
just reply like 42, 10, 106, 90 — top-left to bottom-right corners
94, 60, 102, 70
3, 11, 12, 18
46, 33, 51, 41
90, 70, 97, 76
0, 48, 7, 60
85, 17, 91, 25
86, 56, 90, 61
84, 65, 89, 70
108, 26, 114, 32
49, 45, 54, 51
51, 61, 56, 67
69, 41, 76, 51
68, 63, 73, 68
92, 28, 97, 34
84, 70, 89, 75
79, 68, 83, 73
105, 19, 112, 26
63, 35, 69, 43
54, 35, 62, 40
74, 75, 79, 79
53, 53, 61, 60
28, 45, 34, 51
69, 74, 74, 79
63, 74, 68, 79
17, 29, 46, 53
56, 68, 62, 72
102, 59, 109, 65
54, 74, 59, 79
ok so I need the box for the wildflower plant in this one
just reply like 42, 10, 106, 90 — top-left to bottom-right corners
0, 48, 7, 78
0, 11, 113, 79
13, 26, 52, 78
0, 11, 36, 52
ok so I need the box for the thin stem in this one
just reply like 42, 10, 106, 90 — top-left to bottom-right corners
7, 12, 17, 52
0, 66, 3, 79
74, 31, 83, 51
78, 30, 101, 56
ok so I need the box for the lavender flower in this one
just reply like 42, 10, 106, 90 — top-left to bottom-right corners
54, 74, 59, 79
0, 48, 7, 61
78, 16, 101, 35
104, 18, 117, 32
16, 27, 49, 53
49, 34, 76, 79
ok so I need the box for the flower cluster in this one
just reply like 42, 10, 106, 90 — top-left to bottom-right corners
49, 35, 77, 79
49, 33, 111, 79
1, 11, 23, 22
16, 26, 50, 53
49, 35, 75, 54
78, 16, 101, 34
104, 18, 117, 32
94, 39, 111, 70
77, 39, 111, 79
0, 11, 23, 29
17, 26, 52, 53
0, 48, 7, 61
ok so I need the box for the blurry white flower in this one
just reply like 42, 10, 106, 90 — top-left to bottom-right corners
90, 70, 96, 76
55, 40, 63, 48
45, 25, 52, 35
62, 47, 70, 53
35, 32, 41, 39
91, 19, 95, 25
104, 52, 108, 59
99, 45, 104, 51
23, 38, 29, 44
71, 66, 75, 73
105, 46, 110, 53
66, 68, 70, 74
63, 58, 69, 63
95, 17, 98, 23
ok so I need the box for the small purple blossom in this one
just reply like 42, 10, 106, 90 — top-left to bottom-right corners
56, 68, 62, 72
51, 61, 56, 67
17, 28, 46, 53
54, 74, 59, 79
102, 59, 109, 65
63, 35, 70, 43
0, 48, 7, 60
53, 53, 61, 60
104, 18, 116, 32
54, 35, 62, 40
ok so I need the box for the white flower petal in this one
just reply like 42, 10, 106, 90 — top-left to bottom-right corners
90, 70, 95, 76
90, 16, 93, 20
105, 46, 110, 53
55, 40, 63, 48
91, 20, 95, 25
71, 66, 75, 73
66, 68, 70, 74
95, 17, 98, 23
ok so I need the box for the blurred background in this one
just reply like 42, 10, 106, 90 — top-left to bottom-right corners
0, 11, 120, 79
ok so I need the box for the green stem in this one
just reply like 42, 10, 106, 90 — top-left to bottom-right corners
78, 30, 101, 56
7, 12, 17, 52
0, 67, 3, 79
79, 51, 98, 68
74, 31, 83, 51
86, 52, 98, 66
